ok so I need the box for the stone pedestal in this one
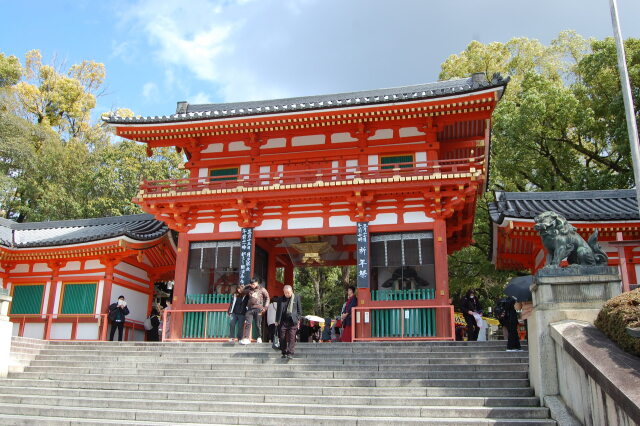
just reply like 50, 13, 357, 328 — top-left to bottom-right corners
0, 291, 13, 378
528, 266, 621, 403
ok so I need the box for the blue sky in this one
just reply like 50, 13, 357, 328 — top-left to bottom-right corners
1, 0, 639, 121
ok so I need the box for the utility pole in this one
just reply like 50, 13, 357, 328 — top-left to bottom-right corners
609, 0, 640, 214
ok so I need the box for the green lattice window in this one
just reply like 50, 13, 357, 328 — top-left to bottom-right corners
381, 154, 414, 169
10, 285, 44, 315
61, 283, 96, 314
210, 167, 239, 182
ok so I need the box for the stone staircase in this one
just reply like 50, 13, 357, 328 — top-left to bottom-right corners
0, 340, 555, 425
6, 336, 48, 374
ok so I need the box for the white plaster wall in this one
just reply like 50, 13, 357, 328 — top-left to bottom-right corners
52, 281, 62, 314
331, 132, 357, 143
23, 323, 45, 339
288, 217, 323, 229
61, 261, 81, 271
32, 263, 52, 273
329, 216, 356, 228
202, 143, 223, 153
399, 127, 425, 137
113, 274, 148, 288
76, 323, 99, 340
369, 129, 393, 140
228, 141, 250, 151
188, 223, 215, 234
263, 138, 287, 149
239, 164, 250, 175
42, 282, 51, 314
110, 284, 149, 323
291, 134, 325, 147
416, 152, 427, 166
13, 264, 28, 273
255, 219, 282, 231
96, 280, 104, 314
115, 263, 149, 281
50, 323, 72, 340
219, 221, 241, 233
85, 260, 102, 269
198, 168, 208, 178
129, 328, 145, 341
403, 212, 434, 223
370, 213, 398, 226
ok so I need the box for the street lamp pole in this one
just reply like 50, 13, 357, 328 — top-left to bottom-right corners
609, 0, 640, 214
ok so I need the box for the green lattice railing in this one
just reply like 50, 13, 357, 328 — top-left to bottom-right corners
185, 294, 234, 304
371, 288, 435, 301
371, 308, 436, 338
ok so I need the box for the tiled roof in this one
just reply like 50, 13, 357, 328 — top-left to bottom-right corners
0, 214, 168, 248
103, 74, 509, 125
488, 190, 640, 224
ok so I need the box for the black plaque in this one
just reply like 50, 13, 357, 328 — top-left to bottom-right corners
239, 227, 254, 285
356, 222, 370, 288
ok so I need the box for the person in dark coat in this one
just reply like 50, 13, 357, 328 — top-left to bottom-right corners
461, 290, 481, 341
275, 285, 302, 359
146, 307, 161, 342
228, 287, 247, 342
504, 296, 522, 351
108, 295, 130, 341
340, 286, 357, 342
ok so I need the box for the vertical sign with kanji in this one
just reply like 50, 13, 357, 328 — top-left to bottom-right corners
239, 227, 254, 286
356, 222, 370, 288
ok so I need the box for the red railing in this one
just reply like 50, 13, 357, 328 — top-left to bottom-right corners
10, 314, 145, 341
351, 304, 455, 341
139, 157, 484, 196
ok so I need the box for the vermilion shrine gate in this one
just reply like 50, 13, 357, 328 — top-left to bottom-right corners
104, 73, 509, 341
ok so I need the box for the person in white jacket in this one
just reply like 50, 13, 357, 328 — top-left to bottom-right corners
266, 299, 279, 348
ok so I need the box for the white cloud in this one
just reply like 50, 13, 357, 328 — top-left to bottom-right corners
142, 82, 160, 101
188, 92, 213, 104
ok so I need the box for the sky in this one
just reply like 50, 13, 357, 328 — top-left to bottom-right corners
1, 0, 639, 120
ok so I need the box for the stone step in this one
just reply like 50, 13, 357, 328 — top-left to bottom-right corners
8, 371, 530, 388
0, 394, 551, 419
0, 402, 552, 424
0, 413, 556, 426
31, 352, 529, 362
0, 379, 536, 397
21, 365, 528, 380
0, 387, 540, 406
27, 360, 530, 371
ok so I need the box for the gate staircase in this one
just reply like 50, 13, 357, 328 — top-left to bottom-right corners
0, 337, 555, 425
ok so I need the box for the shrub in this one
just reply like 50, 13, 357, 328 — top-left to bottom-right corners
595, 289, 640, 357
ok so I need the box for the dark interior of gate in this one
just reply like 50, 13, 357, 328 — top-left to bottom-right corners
177, 231, 442, 340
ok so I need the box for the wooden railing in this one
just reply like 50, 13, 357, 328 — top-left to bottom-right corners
10, 314, 109, 341
139, 157, 484, 196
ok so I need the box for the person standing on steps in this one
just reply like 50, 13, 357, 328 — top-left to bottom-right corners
240, 277, 270, 345
275, 285, 302, 359
146, 307, 161, 342
503, 296, 523, 352
108, 295, 129, 341
461, 290, 481, 341
266, 296, 279, 349
339, 286, 357, 343
228, 287, 247, 342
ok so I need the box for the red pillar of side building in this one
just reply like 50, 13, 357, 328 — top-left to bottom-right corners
433, 218, 452, 339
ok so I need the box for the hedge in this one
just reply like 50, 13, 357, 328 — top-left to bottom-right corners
594, 288, 640, 357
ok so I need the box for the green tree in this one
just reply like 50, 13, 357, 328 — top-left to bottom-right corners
0, 50, 186, 222
440, 32, 639, 307
294, 266, 355, 318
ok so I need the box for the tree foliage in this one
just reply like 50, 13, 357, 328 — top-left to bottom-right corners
294, 266, 354, 319
440, 32, 640, 309
0, 50, 186, 222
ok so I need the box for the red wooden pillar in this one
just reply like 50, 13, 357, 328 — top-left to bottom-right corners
44, 261, 65, 340
284, 264, 294, 287
433, 218, 452, 338
266, 246, 283, 297
170, 232, 190, 339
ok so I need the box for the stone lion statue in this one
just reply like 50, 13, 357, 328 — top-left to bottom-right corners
533, 211, 608, 267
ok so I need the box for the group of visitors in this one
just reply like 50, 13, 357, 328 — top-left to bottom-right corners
227, 280, 357, 358
108, 295, 173, 342
460, 289, 522, 351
